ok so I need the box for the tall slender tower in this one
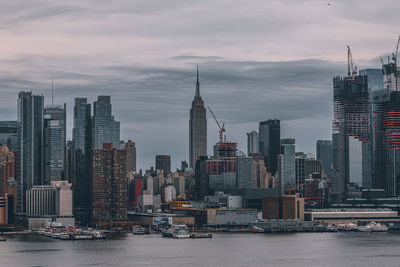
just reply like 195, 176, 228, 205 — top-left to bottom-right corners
72, 98, 92, 225
17, 91, 44, 212
189, 65, 207, 169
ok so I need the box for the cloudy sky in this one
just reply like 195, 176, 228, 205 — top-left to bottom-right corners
0, 0, 399, 170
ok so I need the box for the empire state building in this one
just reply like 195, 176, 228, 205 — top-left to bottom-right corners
189, 65, 207, 169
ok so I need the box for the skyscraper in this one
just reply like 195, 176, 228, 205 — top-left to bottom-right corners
236, 156, 253, 188
43, 104, 66, 183
0, 121, 19, 152
332, 73, 373, 201
189, 66, 207, 169
124, 140, 136, 173
17, 91, 44, 212
373, 73, 400, 196
316, 140, 333, 180
279, 138, 296, 188
0, 146, 14, 196
72, 98, 92, 225
247, 131, 259, 155
92, 96, 120, 150
259, 119, 280, 175
91, 143, 127, 224
155, 155, 171, 174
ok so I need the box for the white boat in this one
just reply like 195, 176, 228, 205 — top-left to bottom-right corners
172, 225, 190, 239
60, 233, 71, 240
36, 228, 45, 235
51, 231, 61, 238
358, 222, 388, 232
132, 226, 146, 235
93, 230, 105, 239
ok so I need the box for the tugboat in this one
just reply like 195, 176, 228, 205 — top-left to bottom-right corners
132, 226, 146, 235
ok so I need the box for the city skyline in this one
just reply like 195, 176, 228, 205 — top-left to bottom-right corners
1, 1, 400, 169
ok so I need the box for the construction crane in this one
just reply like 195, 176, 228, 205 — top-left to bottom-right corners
207, 106, 225, 144
347, 45, 358, 76
391, 34, 400, 64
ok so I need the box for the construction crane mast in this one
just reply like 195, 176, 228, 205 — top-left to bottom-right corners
207, 106, 225, 144
391, 34, 400, 64
347, 45, 358, 76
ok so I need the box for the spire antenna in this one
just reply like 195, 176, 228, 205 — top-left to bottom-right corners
51, 73, 54, 106
195, 63, 200, 98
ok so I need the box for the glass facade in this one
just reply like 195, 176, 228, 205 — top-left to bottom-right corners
43, 104, 66, 183
92, 96, 120, 150
259, 119, 280, 175
17, 91, 44, 212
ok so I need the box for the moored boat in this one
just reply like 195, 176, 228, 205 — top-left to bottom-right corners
172, 225, 190, 239
132, 226, 146, 235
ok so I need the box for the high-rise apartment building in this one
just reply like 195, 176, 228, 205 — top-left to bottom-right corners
17, 91, 44, 212
72, 98, 92, 225
91, 143, 127, 224
189, 66, 207, 169
247, 131, 259, 155
155, 155, 171, 174
92, 96, 120, 149
259, 119, 280, 175
43, 104, 66, 183
332, 73, 373, 201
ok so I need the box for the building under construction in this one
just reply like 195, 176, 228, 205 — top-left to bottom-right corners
207, 142, 238, 192
332, 46, 373, 202
373, 36, 400, 196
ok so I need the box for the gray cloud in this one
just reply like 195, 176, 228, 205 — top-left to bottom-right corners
0, 0, 398, 169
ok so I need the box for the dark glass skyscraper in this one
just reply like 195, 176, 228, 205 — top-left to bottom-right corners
332, 74, 372, 201
155, 155, 171, 174
189, 66, 207, 169
259, 119, 280, 176
316, 140, 333, 180
92, 96, 120, 150
17, 91, 44, 212
72, 98, 92, 225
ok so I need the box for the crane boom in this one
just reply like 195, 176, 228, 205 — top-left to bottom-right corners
207, 106, 222, 130
347, 45, 358, 76
392, 34, 400, 64
207, 106, 225, 144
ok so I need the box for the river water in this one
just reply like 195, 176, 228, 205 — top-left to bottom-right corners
1, 232, 400, 266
